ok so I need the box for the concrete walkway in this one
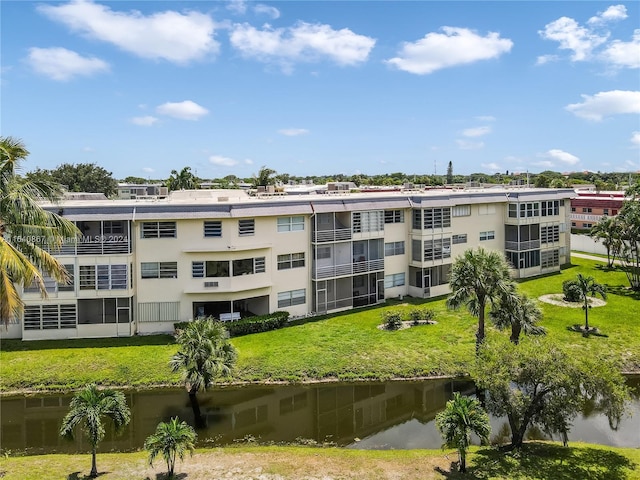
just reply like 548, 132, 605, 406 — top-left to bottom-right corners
571, 251, 621, 265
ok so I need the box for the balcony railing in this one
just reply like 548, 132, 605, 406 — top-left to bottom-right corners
505, 240, 540, 251
313, 258, 384, 279
570, 213, 603, 222
45, 238, 131, 256
313, 228, 352, 243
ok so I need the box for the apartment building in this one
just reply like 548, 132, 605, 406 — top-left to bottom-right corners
570, 190, 625, 231
2, 187, 572, 341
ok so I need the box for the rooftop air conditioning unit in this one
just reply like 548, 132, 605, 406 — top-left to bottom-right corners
204, 281, 219, 288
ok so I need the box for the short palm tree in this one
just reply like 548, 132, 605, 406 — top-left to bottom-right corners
1, 136, 79, 326
446, 248, 514, 352
490, 290, 545, 345
59, 384, 131, 478
574, 273, 607, 332
435, 392, 491, 473
169, 318, 237, 428
166, 166, 198, 191
145, 417, 197, 478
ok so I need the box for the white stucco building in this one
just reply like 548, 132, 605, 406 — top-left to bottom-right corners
2, 186, 573, 341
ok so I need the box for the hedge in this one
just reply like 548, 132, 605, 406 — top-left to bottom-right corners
174, 311, 290, 337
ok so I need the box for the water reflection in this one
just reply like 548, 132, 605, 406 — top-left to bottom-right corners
1, 377, 637, 455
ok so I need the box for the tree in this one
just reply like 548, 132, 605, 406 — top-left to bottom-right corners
28, 163, 118, 196
144, 416, 197, 478
446, 248, 515, 351
122, 176, 148, 184
616, 197, 640, 291
435, 392, 490, 473
167, 166, 198, 191
573, 273, 607, 332
59, 384, 131, 478
589, 215, 620, 267
534, 174, 550, 188
169, 318, 237, 428
446, 161, 453, 184
473, 337, 629, 450
1, 136, 80, 326
490, 290, 545, 345
253, 166, 276, 187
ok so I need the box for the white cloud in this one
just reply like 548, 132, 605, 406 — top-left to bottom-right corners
244, 159, 254, 165
539, 16, 608, 61
543, 149, 580, 165
156, 101, 209, 120
26, 47, 109, 81
481, 162, 501, 171
535, 54, 559, 65
227, 0, 247, 15
385, 27, 513, 75
588, 4, 627, 25
254, 4, 280, 19
209, 155, 239, 167
38, 0, 219, 64
130, 115, 159, 126
631, 131, 640, 146
600, 30, 640, 68
278, 128, 309, 136
229, 21, 375, 69
142, 167, 155, 173
475, 115, 496, 122
565, 90, 640, 121
82, 146, 94, 152
463, 126, 492, 137
456, 139, 484, 150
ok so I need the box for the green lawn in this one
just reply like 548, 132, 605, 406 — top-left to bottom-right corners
0, 443, 638, 480
1, 257, 639, 392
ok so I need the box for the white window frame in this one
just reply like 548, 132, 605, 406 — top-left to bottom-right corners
278, 289, 306, 308
277, 216, 305, 232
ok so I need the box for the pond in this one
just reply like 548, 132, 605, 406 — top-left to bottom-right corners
1, 377, 638, 455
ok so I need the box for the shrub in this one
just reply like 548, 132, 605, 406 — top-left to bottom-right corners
420, 307, 435, 322
382, 310, 403, 330
174, 311, 290, 337
408, 309, 422, 325
562, 279, 582, 302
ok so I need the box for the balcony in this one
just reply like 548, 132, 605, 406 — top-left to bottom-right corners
46, 237, 131, 256
312, 228, 352, 243
313, 258, 384, 279
505, 240, 540, 251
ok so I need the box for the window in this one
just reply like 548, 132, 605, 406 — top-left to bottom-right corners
278, 253, 305, 270
541, 200, 560, 216
141, 221, 176, 238
24, 264, 74, 293
452, 205, 471, 217
507, 250, 540, 269
192, 261, 230, 278
316, 247, 331, 259
423, 208, 451, 229
571, 222, 576, 227
141, 262, 178, 279
24, 304, 76, 330
423, 238, 452, 261
384, 210, 404, 224
571, 207, 576, 212
480, 231, 495, 241
583, 223, 593, 228
603, 209, 609, 216
278, 289, 306, 307
540, 225, 559, 244
452, 234, 467, 245
238, 219, 255, 236
233, 257, 265, 276
80, 265, 127, 290
541, 249, 560, 268
384, 241, 405, 256
582, 207, 592, 213
277, 216, 304, 232
384, 273, 405, 288
103, 221, 124, 234
204, 221, 222, 238
508, 204, 518, 218
352, 211, 384, 233
478, 204, 496, 215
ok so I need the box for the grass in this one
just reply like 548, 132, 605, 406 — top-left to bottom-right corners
1, 257, 639, 393
0, 443, 638, 479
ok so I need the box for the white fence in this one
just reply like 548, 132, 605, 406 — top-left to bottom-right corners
570, 234, 608, 255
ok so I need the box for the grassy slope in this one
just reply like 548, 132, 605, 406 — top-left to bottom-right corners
0, 443, 638, 480
1, 257, 639, 392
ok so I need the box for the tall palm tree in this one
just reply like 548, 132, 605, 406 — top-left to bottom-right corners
490, 290, 545, 345
145, 416, 197, 478
166, 166, 198, 191
435, 392, 491, 473
253, 166, 276, 187
1, 136, 80, 326
169, 318, 237, 428
574, 273, 607, 332
589, 215, 620, 267
59, 384, 131, 478
446, 248, 514, 352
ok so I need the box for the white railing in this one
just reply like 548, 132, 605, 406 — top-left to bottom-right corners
313, 258, 384, 279
505, 240, 540, 251
313, 228, 352, 243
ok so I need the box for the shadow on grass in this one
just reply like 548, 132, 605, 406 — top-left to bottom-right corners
144, 473, 188, 480
566, 325, 609, 338
67, 471, 109, 479
606, 284, 640, 301
1, 335, 176, 352
435, 443, 636, 480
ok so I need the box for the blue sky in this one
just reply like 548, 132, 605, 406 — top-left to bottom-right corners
2, 1, 639, 180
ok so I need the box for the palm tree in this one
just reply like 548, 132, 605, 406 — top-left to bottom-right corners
169, 318, 237, 428
59, 384, 131, 478
446, 248, 514, 352
435, 392, 491, 473
253, 166, 276, 187
145, 416, 197, 478
589, 215, 620, 267
1, 136, 80, 326
490, 290, 545, 345
574, 273, 607, 332
166, 166, 198, 191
